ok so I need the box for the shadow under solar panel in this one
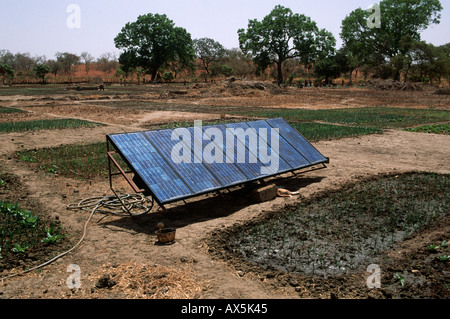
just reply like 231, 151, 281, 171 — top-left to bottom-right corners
106, 118, 328, 208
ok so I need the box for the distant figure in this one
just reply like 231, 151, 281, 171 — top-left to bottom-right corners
98, 84, 105, 91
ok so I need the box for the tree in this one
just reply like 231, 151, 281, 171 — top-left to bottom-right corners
12, 52, 38, 74
80, 51, 95, 74
220, 65, 234, 77
114, 13, 196, 82
0, 63, 14, 85
314, 58, 341, 85
46, 59, 61, 77
334, 47, 358, 84
162, 71, 174, 82
221, 48, 255, 78
436, 43, 450, 83
55, 52, 80, 75
408, 41, 450, 83
96, 52, 118, 73
238, 5, 336, 84
341, 0, 443, 81
0, 50, 15, 67
193, 37, 226, 81
33, 64, 50, 84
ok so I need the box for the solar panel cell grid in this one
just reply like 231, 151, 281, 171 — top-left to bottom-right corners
109, 133, 193, 203
185, 126, 249, 187
144, 130, 222, 195
246, 120, 305, 172
266, 118, 328, 165
107, 118, 328, 206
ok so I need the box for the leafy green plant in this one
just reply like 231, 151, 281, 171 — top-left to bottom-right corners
12, 243, 30, 253
46, 166, 59, 175
393, 273, 405, 287
13, 208, 40, 228
436, 255, 449, 262
19, 154, 36, 163
0, 201, 66, 265
441, 240, 448, 248
427, 244, 439, 252
41, 226, 65, 245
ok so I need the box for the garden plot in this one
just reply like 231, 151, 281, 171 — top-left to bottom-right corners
225, 173, 449, 277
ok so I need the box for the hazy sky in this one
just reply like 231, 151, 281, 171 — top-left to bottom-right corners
1, 0, 449, 59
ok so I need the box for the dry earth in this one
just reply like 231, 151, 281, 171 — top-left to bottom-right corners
0, 83, 448, 300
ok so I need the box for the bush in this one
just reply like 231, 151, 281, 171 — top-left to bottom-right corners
162, 72, 174, 82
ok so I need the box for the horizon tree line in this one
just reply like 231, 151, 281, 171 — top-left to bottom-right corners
1, 0, 449, 85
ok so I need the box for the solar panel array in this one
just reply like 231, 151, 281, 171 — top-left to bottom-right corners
107, 118, 328, 205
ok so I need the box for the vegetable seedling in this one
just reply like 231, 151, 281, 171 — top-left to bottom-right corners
41, 232, 65, 244
12, 243, 30, 253
393, 273, 405, 287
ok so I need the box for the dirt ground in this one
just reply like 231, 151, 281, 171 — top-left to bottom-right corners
0, 83, 449, 299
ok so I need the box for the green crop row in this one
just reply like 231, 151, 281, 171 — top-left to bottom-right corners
291, 122, 381, 142
233, 107, 450, 130
0, 119, 99, 133
16, 142, 120, 179
0, 107, 24, 113
404, 123, 449, 135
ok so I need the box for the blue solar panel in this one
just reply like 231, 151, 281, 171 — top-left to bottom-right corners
107, 118, 328, 206
144, 129, 222, 195
219, 122, 268, 179
266, 118, 328, 165
108, 133, 192, 203
185, 126, 249, 187
246, 120, 307, 172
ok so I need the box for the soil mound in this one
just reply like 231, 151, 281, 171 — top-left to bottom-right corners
434, 88, 450, 95
368, 79, 422, 91
190, 80, 283, 97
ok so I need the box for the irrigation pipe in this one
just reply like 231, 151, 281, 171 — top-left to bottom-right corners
0, 194, 153, 282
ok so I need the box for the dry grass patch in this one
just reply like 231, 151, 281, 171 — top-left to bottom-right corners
81, 262, 208, 299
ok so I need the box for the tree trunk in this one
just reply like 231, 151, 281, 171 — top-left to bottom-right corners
151, 69, 158, 82
393, 70, 401, 82
276, 60, 283, 85
403, 64, 411, 83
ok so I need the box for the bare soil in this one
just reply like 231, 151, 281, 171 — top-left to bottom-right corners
0, 83, 449, 299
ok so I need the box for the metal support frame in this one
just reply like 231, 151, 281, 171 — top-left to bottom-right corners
106, 139, 167, 215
